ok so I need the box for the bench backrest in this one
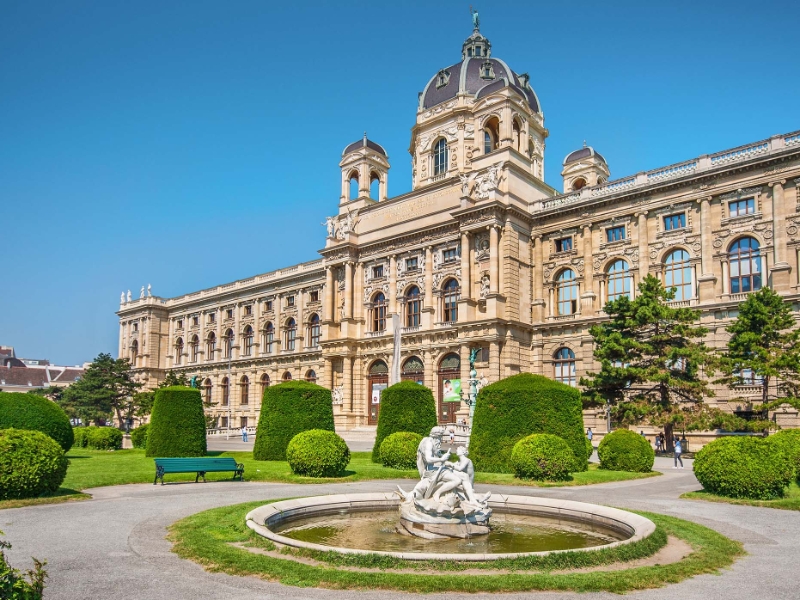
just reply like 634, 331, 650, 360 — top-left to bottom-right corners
154, 457, 239, 472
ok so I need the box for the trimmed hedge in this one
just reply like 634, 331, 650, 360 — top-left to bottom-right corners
253, 381, 334, 461
130, 423, 149, 449
72, 427, 88, 448
694, 436, 794, 500
372, 381, 437, 462
0, 391, 74, 452
597, 429, 655, 473
146, 387, 207, 458
511, 434, 575, 481
379, 431, 422, 470
0, 428, 68, 500
768, 429, 800, 478
87, 427, 123, 450
585, 437, 594, 459
469, 374, 588, 473
286, 429, 350, 477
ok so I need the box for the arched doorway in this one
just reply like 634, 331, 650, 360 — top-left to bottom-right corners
367, 359, 388, 425
401, 356, 425, 384
437, 353, 461, 424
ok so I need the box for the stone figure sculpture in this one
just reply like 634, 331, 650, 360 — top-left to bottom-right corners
140, 286, 145, 299
323, 216, 335, 238
127, 290, 132, 303
120, 292, 125, 304
331, 384, 344, 405
396, 426, 491, 539
147, 283, 152, 297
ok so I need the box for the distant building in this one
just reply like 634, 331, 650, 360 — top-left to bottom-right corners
0, 345, 84, 392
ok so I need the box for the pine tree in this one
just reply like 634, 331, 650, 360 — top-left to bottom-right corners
580, 275, 715, 445
717, 287, 800, 403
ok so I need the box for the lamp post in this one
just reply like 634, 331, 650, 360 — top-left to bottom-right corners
458, 348, 484, 446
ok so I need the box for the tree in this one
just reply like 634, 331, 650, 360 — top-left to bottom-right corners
59, 353, 142, 428
130, 371, 191, 425
580, 275, 715, 446
717, 287, 800, 404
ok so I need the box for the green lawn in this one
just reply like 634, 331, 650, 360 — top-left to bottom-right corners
682, 481, 800, 511
168, 500, 743, 593
0, 489, 91, 511
58, 449, 658, 492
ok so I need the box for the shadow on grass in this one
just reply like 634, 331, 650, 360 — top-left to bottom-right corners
0, 488, 91, 510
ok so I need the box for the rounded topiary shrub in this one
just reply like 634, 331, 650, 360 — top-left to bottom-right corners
372, 381, 437, 463
146, 386, 207, 457
694, 436, 794, 500
87, 427, 123, 450
130, 423, 149, 449
0, 391, 74, 452
597, 429, 655, 473
379, 431, 422, 470
511, 434, 576, 481
286, 429, 350, 477
469, 374, 588, 473
0, 428, 68, 500
768, 429, 800, 478
253, 381, 334, 461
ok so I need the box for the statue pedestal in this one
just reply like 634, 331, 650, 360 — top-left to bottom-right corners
398, 518, 490, 539
396, 496, 492, 539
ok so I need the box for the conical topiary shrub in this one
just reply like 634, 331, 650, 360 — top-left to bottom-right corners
469, 373, 587, 473
253, 381, 334, 461
371, 381, 437, 462
145, 386, 207, 457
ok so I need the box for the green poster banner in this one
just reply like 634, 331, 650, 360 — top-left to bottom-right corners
442, 378, 462, 402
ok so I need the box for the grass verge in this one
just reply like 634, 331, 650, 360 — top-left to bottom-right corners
682, 481, 800, 511
62, 449, 657, 490
0, 489, 91, 510
168, 500, 743, 593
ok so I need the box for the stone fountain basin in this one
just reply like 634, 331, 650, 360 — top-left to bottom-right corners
245, 493, 656, 561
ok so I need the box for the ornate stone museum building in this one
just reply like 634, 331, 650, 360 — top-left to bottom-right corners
117, 25, 800, 432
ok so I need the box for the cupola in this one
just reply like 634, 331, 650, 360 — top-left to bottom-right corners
560, 143, 610, 193
339, 133, 390, 207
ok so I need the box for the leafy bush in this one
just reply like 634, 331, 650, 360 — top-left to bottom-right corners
1, 530, 46, 600
372, 381, 437, 462
72, 427, 88, 448
511, 434, 575, 481
769, 429, 800, 478
598, 429, 655, 473
586, 437, 594, 458
286, 429, 350, 477
469, 374, 588, 473
694, 436, 794, 499
130, 423, 149, 449
0, 391, 74, 452
86, 427, 123, 450
146, 387, 207, 457
379, 432, 422, 470
0, 429, 68, 500
253, 381, 334, 461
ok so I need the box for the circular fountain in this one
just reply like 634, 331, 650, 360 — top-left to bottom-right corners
246, 427, 655, 561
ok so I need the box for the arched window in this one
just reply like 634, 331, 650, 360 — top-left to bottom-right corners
308, 314, 320, 347
242, 325, 253, 356
433, 138, 448, 176
174, 338, 183, 366
401, 356, 424, 384
190, 335, 199, 362
260, 373, 270, 396
206, 332, 216, 361
221, 377, 229, 406
729, 237, 762, 293
130, 340, 138, 366
285, 318, 296, 351
349, 170, 359, 200
371, 292, 387, 332
554, 348, 576, 386
572, 177, 587, 191
305, 369, 317, 383
223, 329, 234, 359
369, 172, 380, 199
606, 260, 631, 302
283, 371, 292, 381
664, 249, 693, 301
512, 119, 521, 151
405, 285, 421, 327
240, 376, 249, 405
483, 117, 499, 154
556, 269, 579, 315
442, 278, 459, 323
262, 322, 275, 353
203, 378, 212, 404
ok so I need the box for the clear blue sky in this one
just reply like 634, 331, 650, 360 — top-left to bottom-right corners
2, 0, 798, 366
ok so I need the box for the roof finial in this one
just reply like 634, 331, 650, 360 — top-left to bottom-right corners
363, 131, 367, 147
470, 5, 480, 31
583, 140, 587, 148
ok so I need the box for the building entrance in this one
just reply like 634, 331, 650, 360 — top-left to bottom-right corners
367, 360, 388, 425
437, 353, 460, 424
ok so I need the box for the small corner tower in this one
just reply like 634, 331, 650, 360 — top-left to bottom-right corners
561, 143, 610, 193
339, 133, 390, 208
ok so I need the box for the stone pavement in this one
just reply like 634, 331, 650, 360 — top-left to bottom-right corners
2, 461, 799, 600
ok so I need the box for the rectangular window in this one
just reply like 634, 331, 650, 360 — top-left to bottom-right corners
372, 265, 384, 279
240, 416, 248, 428
606, 226, 626, 243
176, 319, 183, 329
265, 300, 273, 311
664, 213, 686, 231
244, 305, 252, 316
220, 416, 228, 428
555, 237, 573, 253
443, 248, 458, 263
133, 323, 138, 332
225, 309, 233, 319
208, 313, 215, 323
192, 316, 199, 326
286, 296, 295, 307
310, 290, 319, 303
405, 257, 418, 271
729, 198, 755, 218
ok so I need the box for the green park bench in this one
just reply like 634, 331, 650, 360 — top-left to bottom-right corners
153, 457, 244, 485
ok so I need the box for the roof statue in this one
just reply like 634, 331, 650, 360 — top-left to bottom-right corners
470, 6, 480, 30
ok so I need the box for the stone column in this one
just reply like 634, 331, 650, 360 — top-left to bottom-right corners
345, 262, 354, 320
118, 322, 125, 359
167, 317, 175, 368
274, 293, 282, 352
389, 255, 398, 314
581, 224, 595, 312
233, 303, 241, 359
297, 287, 306, 348
721, 260, 729, 294
354, 262, 364, 323
532, 235, 544, 322
637, 212, 649, 281
548, 287, 555, 317
489, 225, 500, 293
460, 231, 471, 298
424, 246, 434, 301
696, 197, 717, 302
770, 181, 791, 290
325, 266, 335, 321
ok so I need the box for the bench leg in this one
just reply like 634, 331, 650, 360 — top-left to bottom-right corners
196, 471, 207, 483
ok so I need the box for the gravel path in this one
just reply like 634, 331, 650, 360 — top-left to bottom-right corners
2, 461, 799, 600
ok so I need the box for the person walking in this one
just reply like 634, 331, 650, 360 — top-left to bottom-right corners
586, 427, 593, 442
673, 437, 683, 469
655, 434, 663, 454
241, 426, 248, 443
